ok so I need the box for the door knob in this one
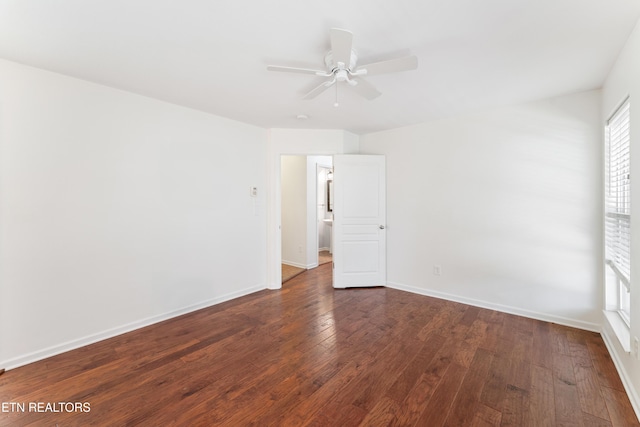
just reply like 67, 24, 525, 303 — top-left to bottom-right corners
379, 225, 385, 230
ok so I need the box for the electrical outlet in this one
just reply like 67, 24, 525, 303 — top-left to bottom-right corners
433, 265, 441, 276
634, 337, 639, 360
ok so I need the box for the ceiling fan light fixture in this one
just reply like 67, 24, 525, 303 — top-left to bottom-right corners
335, 69, 349, 82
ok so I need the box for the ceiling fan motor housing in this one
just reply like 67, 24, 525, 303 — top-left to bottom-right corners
324, 49, 358, 73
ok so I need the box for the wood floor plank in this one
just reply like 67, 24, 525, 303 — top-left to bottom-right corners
444, 348, 494, 426
414, 362, 469, 426
601, 386, 640, 427
480, 352, 512, 411
586, 339, 626, 392
574, 364, 609, 420
488, 319, 533, 426
568, 330, 595, 369
390, 331, 470, 425
392, 372, 443, 426
528, 364, 556, 427
276, 359, 373, 426
357, 396, 402, 426
384, 333, 447, 403
532, 321, 554, 370
350, 336, 425, 412
582, 412, 613, 427
551, 324, 573, 356
477, 311, 506, 353
471, 403, 503, 427
0, 263, 637, 426
454, 318, 489, 367
553, 353, 583, 427
500, 381, 531, 426
304, 401, 367, 427
417, 300, 468, 340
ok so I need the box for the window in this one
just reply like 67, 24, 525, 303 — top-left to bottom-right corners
605, 98, 631, 331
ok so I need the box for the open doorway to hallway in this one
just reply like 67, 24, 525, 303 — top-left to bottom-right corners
281, 155, 333, 284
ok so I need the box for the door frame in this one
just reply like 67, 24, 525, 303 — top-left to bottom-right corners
266, 130, 359, 290
280, 155, 333, 272
268, 151, 342, 290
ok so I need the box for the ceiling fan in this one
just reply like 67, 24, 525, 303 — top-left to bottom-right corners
267, 28, 418, 105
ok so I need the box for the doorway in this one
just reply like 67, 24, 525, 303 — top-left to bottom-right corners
317, 163, 333, 268
280, 155, 333, 284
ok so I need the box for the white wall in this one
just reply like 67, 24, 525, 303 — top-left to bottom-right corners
602, 17, 640, 416
0, 59, 267, 369
281, 156, 307, 267
360, 90, 602, 330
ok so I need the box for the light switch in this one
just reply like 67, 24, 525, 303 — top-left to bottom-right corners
250, 186, 258, 197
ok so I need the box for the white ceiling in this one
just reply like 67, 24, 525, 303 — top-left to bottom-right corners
1, 0, 639, 134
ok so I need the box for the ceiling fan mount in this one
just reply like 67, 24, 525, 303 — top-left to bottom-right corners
324, 49, 358, 73
267, 28, 418, 104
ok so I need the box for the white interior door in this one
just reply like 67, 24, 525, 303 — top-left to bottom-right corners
332, 155, 386, 288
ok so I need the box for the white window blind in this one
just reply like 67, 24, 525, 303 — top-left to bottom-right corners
605, 99, 631, 294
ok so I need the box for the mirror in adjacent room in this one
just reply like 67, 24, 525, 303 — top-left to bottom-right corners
327, 171, 333, 212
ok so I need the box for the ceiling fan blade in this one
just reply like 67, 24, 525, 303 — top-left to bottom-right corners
359, 55, 418, 76
329, 28, 353, 66
303, 80, 334, 100
350, 77, 381, 100
267, 65, 328, 76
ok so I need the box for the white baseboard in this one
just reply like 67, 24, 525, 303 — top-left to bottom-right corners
601, 326, 640, 422
1, 284, 265, 371
319, 247, 330, 252
282, 260, 307, 269
386, 281, 601, 332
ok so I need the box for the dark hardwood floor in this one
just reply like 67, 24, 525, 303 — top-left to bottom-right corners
0, 263, 637, 426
